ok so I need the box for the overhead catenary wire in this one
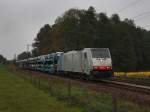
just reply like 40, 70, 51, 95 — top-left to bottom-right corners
134, 14, 150, 21
116, 0, 150, 22
132, 11, 150, 21
117, 0, 141, 13
116, 0, 150, 30
133, 11, 150, 19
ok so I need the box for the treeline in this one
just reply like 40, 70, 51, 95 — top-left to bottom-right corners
0, 55, 7, 64
18, 6, 150, 71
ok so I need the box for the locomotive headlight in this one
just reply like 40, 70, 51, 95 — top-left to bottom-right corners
106, 66, 109, 69
106, 66, 112, 70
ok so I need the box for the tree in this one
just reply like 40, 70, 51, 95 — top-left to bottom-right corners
111, 14, 120, 24
17, 52, 31, 60
0, 55, 7, 64
32, 24, 52, 55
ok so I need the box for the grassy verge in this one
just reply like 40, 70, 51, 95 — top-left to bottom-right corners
0, 65, 82, 112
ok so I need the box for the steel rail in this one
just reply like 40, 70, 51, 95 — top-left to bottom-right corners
101, 80, 150, 94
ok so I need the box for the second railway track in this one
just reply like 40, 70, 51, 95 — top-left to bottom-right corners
100, 80, 150, 95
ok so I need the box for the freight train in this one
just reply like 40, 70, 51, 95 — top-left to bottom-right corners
16, 48, 113, 78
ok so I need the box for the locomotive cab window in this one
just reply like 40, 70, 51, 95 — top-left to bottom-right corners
91, 48, 110, 58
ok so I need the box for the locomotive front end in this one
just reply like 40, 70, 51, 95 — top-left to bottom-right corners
91, 48, 113, 78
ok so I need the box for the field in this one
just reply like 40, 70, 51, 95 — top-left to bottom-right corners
0, 65, 81, 112
114, 72, 150, 77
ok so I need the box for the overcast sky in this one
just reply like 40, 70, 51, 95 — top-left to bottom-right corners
0, 0, 150, 59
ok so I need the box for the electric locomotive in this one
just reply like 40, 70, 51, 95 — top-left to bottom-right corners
58, 48, 113, 78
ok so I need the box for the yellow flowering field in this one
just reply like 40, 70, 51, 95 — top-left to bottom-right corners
114, 72, 150, 77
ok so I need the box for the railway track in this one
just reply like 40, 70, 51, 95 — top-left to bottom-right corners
100, 80, 150, 95
15, 68, 150, 95
109, 76, 150, 87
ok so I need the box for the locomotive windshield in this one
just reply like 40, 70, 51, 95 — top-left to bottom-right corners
91, 48, 110, 58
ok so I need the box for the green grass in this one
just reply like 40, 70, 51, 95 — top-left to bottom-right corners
118, 101, 150, 112
0, 66, 82, 112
